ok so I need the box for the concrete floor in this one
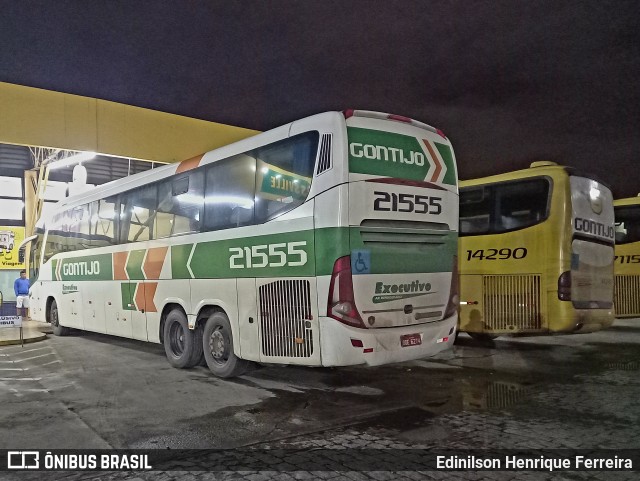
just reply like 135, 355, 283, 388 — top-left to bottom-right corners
1, 318, 638, 480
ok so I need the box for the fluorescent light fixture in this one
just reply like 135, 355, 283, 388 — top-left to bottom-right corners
48, 151, 97, 170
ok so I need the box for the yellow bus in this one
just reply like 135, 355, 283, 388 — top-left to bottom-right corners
613, 195, 640, 317
458, 161, 615, 341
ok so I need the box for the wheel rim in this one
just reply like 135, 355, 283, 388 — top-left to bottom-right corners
51, 306, 58, 327
168, 322, 186, 358
209, 326, 229, 365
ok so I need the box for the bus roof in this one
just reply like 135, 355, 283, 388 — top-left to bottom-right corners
614, 195, 640, 207
460, 162, 611, 191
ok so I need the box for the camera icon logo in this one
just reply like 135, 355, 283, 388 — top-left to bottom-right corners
7, 451, 40, 469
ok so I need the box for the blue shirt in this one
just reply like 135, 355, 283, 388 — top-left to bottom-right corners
14, 277, 30, 296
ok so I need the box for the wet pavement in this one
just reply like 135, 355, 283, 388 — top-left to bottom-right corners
0, 318, 638, 480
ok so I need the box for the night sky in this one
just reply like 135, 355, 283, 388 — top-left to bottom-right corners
1, 1, 638, 197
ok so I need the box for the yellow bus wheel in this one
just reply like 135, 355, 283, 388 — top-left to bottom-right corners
468, 332, 498, 343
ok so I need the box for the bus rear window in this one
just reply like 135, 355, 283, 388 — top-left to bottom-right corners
254, 131, 318, 222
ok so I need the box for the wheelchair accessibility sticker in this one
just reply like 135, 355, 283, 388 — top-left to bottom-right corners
351, 250, 371, 274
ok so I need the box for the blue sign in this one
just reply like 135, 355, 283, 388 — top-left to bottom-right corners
351, 250, 371, 274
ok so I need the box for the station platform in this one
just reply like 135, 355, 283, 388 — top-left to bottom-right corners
0, 319, 49, 346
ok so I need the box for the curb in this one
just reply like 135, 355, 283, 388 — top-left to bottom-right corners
0, 332, 47, 346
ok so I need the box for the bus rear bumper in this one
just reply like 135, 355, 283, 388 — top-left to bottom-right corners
318, 315, 457, 367
571, 309, 615, 333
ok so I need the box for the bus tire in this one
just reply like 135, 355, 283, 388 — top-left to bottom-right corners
190, 324, 205, 367
202, 312, 248, 378
163, 308, 200, 369
49, 300, 69, 336
468, 332, 498, 343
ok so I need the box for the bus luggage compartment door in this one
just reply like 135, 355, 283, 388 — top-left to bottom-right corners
459, 274, 485, 333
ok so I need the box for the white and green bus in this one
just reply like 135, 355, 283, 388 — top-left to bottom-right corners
28, 110, 460, 377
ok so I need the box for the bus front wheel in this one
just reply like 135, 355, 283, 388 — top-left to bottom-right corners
203, 312, 248, 378
163, 308, 203, 369
49, 300, 69, 336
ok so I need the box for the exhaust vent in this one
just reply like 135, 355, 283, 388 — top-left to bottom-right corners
483, 274, 542, 331
259, 280, 313, 358
615, 275, 640, 317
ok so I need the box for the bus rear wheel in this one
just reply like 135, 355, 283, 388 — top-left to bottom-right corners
203, 312, 248, 378
49, 300, 69, 336
468, 332, 498, 343
163, 308, 203, 369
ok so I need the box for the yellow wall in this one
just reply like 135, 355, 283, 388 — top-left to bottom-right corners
0, 81, 259, 162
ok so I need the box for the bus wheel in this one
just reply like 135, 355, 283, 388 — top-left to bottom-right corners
468, 332, 498, 343
49, 300, 69, 336
163, 308, 202, 369
203, 312, 248, 378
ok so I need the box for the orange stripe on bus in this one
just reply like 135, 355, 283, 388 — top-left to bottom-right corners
422, 139, 442, 182
144, 246, 168, 280
175, 155, 203, 174
113, 252, 129, 280
135, 282, 158, 313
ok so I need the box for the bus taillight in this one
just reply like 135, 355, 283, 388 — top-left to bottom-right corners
328, 256, 366, 328
444, 256, 459, 319
558, 271, 572, 301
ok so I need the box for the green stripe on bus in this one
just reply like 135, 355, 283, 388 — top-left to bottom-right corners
56, 254, 113, 281
171, 244, 193, 279
348, 228, 458, 275
126, 250, 146, 280
52, 259, 58, 281
314, 227, 351, 276
347, 127, 435, 182
434, 142, 457, 186
50, 227, 457, 281
121, 282, 137, 310
187, 230, 316, 279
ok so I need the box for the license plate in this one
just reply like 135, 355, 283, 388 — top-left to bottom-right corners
400, 333, 422, 347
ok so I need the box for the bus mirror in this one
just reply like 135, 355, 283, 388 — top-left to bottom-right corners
18, 248, 25, 263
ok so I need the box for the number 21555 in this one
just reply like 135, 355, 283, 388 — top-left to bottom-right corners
229, 241, 307, 269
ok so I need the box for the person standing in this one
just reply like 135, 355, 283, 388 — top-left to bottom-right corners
14, 269, 30, 322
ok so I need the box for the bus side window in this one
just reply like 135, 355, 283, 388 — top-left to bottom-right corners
119, 185, 157, 243
66, 205, 90, 252
203, 154, 256, 231
92, 196, 118, 247
459, 187, 490, 235
614, 207, 640, 244
156, 170, 204, 238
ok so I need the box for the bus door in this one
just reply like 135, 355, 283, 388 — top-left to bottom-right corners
459, 275, 485, 332
570, 177, 615, 310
